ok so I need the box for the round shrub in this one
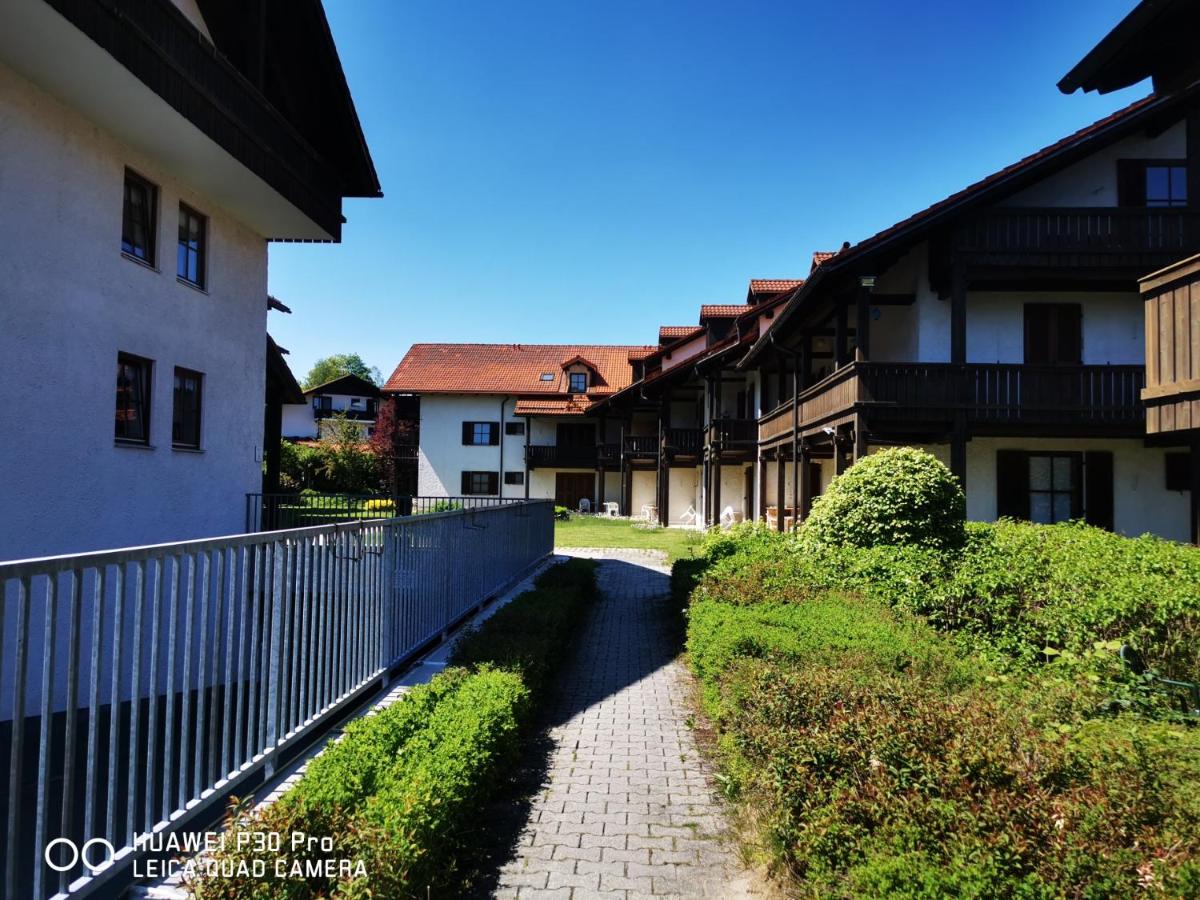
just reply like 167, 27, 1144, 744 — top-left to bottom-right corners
803, 447, 965, 550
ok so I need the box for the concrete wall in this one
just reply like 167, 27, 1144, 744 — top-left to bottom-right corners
282, 403, 317, 439
667, 467, 701, 526
418, 394, 524, 498
966, 291, 1142, 365
0, 62, 267, 560
630, 469, 656, 519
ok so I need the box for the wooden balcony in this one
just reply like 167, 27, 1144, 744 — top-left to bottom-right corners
708, 417, 756, 451
1142, 254, 1200, 436
623, 435, 659, 459
954, 207, 1200, 270
597, 443, 621, 466
758, 362, 1145, 442
664, 428, 703, 455
525, 445, 597, 468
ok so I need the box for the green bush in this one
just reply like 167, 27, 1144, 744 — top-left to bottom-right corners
450, 558, 598, 695
803, 447, 966, 550
687, 581, 1200, 896
196, 558, 598, 898
554, 505, 570, 520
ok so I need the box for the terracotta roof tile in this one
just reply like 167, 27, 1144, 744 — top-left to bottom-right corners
384, 343, 654, 396
659, 325, 703, 342
699, 304, 753, 318
810, 251, 837, 271
627, 347, 656, 361
748, 278, 803, 294
513, 397, 593, 416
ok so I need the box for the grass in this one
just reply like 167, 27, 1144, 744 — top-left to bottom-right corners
554, 515, 704, 562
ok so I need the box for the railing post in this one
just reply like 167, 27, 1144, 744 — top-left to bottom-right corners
264, 539, 285, 778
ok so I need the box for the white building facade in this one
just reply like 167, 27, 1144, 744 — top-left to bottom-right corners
0, 0, 379, 560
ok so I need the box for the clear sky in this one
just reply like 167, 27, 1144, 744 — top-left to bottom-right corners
268, 0, 1148, 384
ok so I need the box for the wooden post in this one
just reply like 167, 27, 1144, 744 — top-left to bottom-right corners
856, 285, 871, 361
801, 441, 811, 525
853, 414, 868, 463
713, 453, 722, 526
775, 448, 785, 532
951, 414, 967, 491
951, 260, 967, 365
835, 301, 848, 368
835, 426, 849, 475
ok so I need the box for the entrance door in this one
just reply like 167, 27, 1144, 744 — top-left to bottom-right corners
556, 472, 594, 510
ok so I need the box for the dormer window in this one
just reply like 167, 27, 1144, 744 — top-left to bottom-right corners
569, 372, 588, 393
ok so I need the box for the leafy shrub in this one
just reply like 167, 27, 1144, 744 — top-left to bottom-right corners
450, 558, 598, 695
427, 500, 463, 513
687, 582, 1200, 896
363, 498, 395, 512
803, 447, 965, 550
554, 505, 570, 520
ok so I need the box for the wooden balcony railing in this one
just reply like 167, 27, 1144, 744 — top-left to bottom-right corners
623, 435, 659, 457
525, 445, 597, 468
597, 443, 621, 465
954, 207, 1199, 264
708, 417, 757, 447
664, 428, 703, 454
758, 362, 1145, 441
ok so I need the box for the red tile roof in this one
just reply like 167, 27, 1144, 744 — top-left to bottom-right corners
627, 347, 656, 361
384, 343, 654, 397
810, 251, 837, 271
748, 279, 803, 294
513, 397, 593, 416
699, 304, 753, 318
658, 325, 703, 343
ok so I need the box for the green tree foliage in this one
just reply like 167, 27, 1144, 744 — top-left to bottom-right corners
302, 353, 382, 390
804, 447, 966, 550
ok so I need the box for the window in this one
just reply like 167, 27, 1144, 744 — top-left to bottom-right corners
1165, 452, 1192, 491
569, 372, 588, 393
1024, 304, 1081, 365
461, 421, 499, 445
115, 352, 152, 444
996, 450, 1113, 529
504, 471, 524, 486
1118, 160, 1187, 207
1027, 454, 1079, 524
505, 421, 525, 436
176, 203, 207, 287
172, 368, 203, 449
539, 373, 555, 382
122, 170, 158, 265
461, 471, 499, 495
350, 398, 363, 409
312, 396, 333, 416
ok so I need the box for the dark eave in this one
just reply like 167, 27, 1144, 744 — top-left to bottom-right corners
1058, 0, 1200, 96
745, 86, 1200, 364
45, 0, 376, 239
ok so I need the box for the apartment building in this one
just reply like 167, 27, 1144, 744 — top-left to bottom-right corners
0, 0, 380, 559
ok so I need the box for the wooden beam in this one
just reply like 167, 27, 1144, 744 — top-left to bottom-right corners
951, 260, 967, 364
775, 448, 785, 532
950, 414, 968, 490
853, 415, 868, 463
856, 285, 871, 361
796, 440, 810, 526
835, 301, 849, 368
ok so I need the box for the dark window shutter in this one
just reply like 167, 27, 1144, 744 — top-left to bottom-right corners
1024, 305, 1052, 365
1058, 304, 1082, 365
462, 422, 473, 445
461, 471, 471, 493
489, 422, 500, 445
1117, 160, 1145, 207
487, 472, 499, 494
1084, 451, 1114, 531
996, 450, 1030, 519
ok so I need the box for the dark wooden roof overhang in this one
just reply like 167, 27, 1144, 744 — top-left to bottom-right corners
47, 0, 380, 240
1058, 0, 1200, 96
742, 86, 1200, 366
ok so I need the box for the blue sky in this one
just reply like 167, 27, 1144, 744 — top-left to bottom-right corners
268, 0, 1147, 383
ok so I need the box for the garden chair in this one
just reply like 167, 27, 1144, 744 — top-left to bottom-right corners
578, 498, 591, 514
719, 505, 736, 528
603, 501, 620, 517
678, 505, 698, 528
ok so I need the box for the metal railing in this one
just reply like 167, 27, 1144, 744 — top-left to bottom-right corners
0, 501, 553, 897
244, 494, 520, 533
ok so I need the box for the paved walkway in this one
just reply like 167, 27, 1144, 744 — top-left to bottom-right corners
495, 548, 756, 899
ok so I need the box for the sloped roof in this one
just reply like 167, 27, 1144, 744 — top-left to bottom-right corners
748, 87, 1198, 361
513, 397, 595, 416
699, 304, 753, 319
659, 325, 703, 343
384, 344, 654, 396
810, 251, 838, 271
304, 373, 380, 398
748, 279, 803, 294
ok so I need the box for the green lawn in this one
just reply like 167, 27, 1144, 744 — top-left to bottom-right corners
554, 516, 704, 562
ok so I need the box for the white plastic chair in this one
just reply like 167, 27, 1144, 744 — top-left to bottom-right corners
578, 497, 591, 514
720, 505, 736, 529
603, 501, 620, 517
678, 505, 698, 528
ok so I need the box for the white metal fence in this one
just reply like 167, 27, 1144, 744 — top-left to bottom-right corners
0, 501, 553, 898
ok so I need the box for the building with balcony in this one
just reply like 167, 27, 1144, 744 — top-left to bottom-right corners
282, 373, 382, 440
0, 0, 380, 560
383, 343, 654, 509
745, 83, 1200, 542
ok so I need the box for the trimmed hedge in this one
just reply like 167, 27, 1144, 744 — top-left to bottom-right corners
194, 557, 597, 898
687, 580, 1200, 896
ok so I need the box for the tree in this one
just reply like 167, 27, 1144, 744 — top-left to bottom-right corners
303, 353, 382, 390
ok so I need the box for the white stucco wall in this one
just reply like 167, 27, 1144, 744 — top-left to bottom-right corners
964, 437, 1189, 542
1003, 120, 1186, 207
630, 470, 656, 519
667, 467, 701, 527
662, 333, 708, 372
282, 403, 317, 439
0, 62, 267, 560
418, 395, 521, 497
965, 291, 1142, 364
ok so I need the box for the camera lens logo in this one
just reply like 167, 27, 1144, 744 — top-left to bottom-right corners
45, 838, 116, 873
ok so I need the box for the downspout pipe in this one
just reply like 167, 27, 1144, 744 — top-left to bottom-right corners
498, 396, 509, 499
